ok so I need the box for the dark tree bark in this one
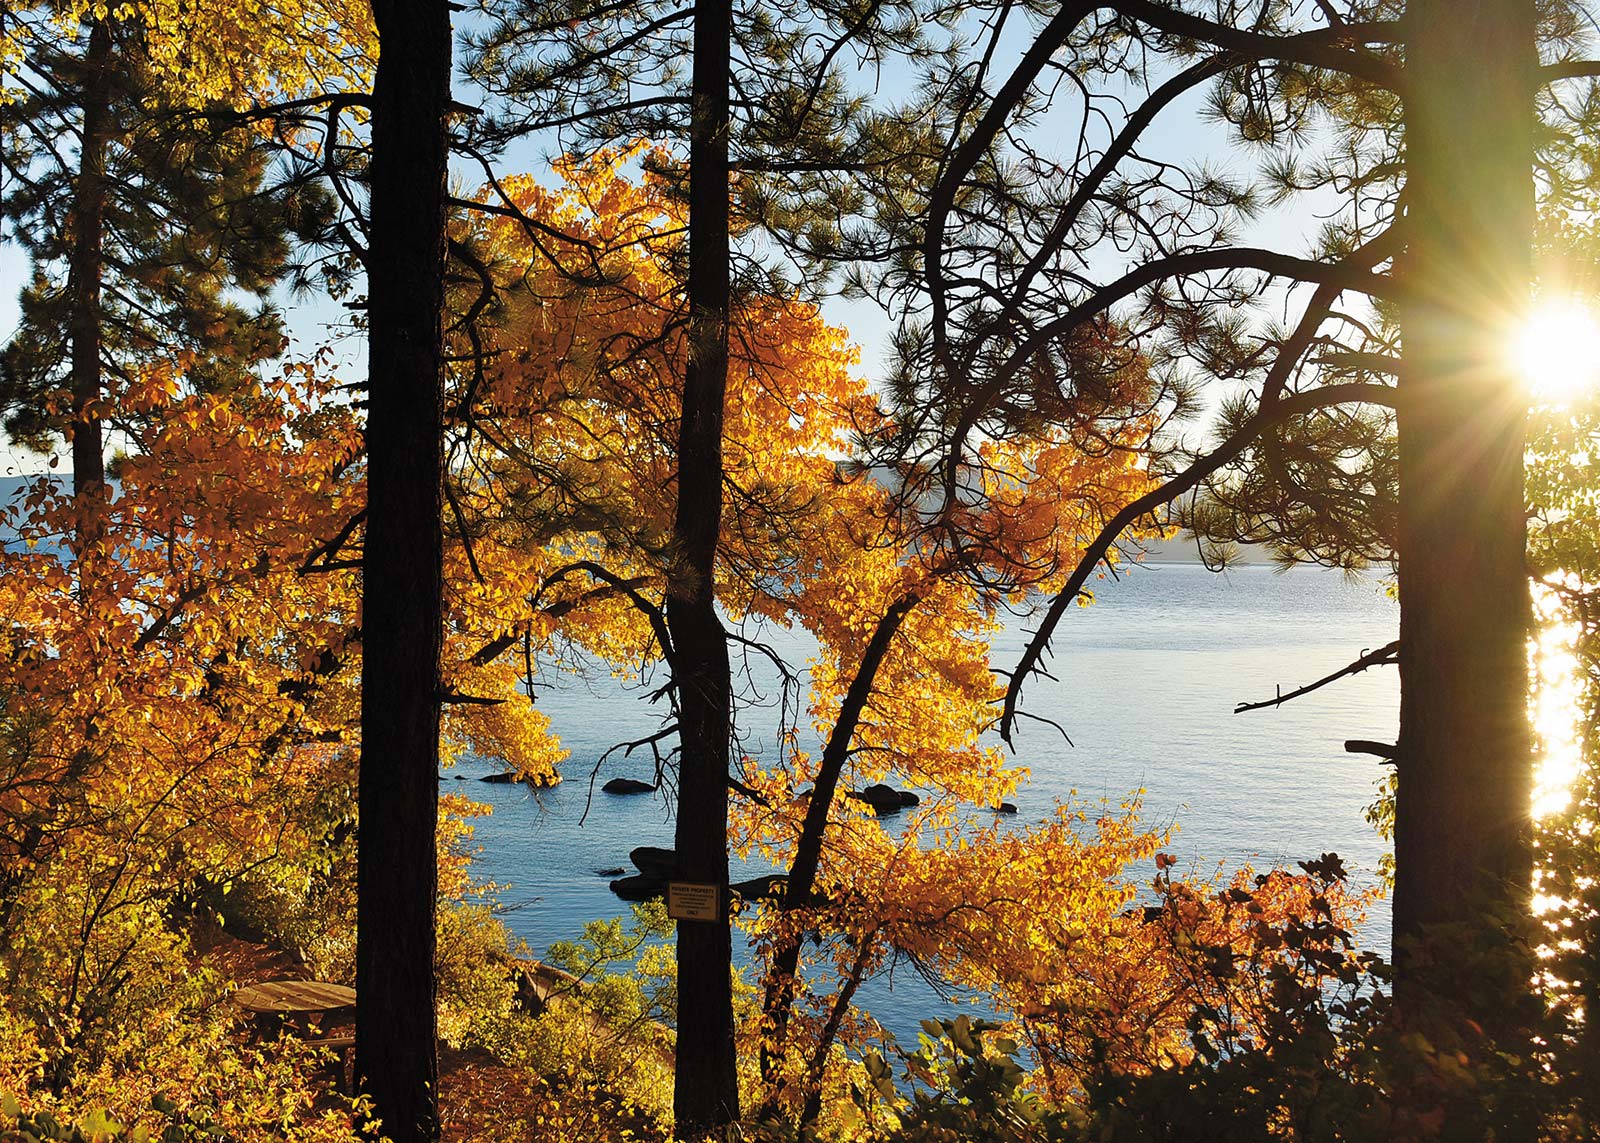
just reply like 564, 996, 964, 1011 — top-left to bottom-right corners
68, 18, 111, 557
354, 0, 451, 1137
668, 0, 739, 1132
1393, 0, 1536, 1006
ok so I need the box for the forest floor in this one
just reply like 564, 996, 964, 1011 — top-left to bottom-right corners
188, 919, 538, 1142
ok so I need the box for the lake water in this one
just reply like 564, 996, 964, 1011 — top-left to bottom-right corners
455, 561, 1400, 1045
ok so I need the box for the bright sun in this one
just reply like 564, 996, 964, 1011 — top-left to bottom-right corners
1512, 299, 1600, 404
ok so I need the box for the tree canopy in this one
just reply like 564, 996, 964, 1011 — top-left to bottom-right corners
4, 0, 1600, 1140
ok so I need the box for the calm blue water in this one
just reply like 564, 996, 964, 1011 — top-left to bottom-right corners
455, 561, 1400, 1045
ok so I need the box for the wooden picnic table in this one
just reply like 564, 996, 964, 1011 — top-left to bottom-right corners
234, 980, 358, 1091
234, 979, 356, 1017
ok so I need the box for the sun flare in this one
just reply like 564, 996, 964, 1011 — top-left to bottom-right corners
1513, 300, 1600, 405
1531, 583, 1585, 819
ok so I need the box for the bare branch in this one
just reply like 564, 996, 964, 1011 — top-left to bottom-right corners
1345, 739, 1398, 761
1541, 59, 1600, 84
1234, 640, 1399, 713
1000, 382, 1399, 744
535, 561, 675, 670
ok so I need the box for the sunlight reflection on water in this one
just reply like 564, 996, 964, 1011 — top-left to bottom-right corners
1532, 581, 1586, 819
460, 567, 1594, 1038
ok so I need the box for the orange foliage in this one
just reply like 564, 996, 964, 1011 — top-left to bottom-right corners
0, 352, 548, 1115
1007, 858, 1379, 1104
443, 149, 1175, 1116
0, 361, 366, 908
0, 144, 1201, 1129
3, 0, 373, 107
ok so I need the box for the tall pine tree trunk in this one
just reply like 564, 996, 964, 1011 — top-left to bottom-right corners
355, 0, 450, 1136
68, 18, 111, 559
669, 0, 739, 1132
1393, 0, 1536, 1031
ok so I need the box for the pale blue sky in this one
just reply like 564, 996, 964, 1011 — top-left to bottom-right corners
1, 19, 1346, 477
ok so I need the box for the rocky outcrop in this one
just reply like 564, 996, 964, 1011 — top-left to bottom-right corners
628, 846, 679, 878
607, 846, 680, 900
994, 802, 1018, 815
731, 874, 788, 903
848, 783, 918, 815
606, 848, 791, 905
602, 777, 656, 795
608, 874, 666, 901
479, 769, 561, 788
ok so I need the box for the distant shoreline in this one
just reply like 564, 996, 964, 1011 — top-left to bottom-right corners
1126, 536, 1272, 567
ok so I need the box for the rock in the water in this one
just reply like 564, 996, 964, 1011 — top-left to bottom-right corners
480, 771, 519, 784
596, 867, 626, 878
629, 846, 679, 878
994, 802, 1018, 815
454, 774, 467, 780
732, 874, 788, 903
525, 772, 562, 788
898, 789, 920, 806
609, 874, 667, 901
850, 783, 906, 814
602, 777, 656, 795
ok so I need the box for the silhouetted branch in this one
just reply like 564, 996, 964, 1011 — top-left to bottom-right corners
1109, 1, 1403, 91
438, 691, 506, 706
1012, 708, 1074, 747
535, 561, 675, 669
1542, 59, 1600, 83
466, 576, 653, 669
1000, 382, 1399, 745
727, 775, 770, 807
579, 725, 678, 825
1234, 640, 1399, 713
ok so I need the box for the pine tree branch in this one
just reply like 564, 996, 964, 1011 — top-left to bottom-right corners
1000, 381, 1399, 745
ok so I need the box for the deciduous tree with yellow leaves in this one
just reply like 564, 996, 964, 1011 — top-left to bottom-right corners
438, 151, 1186, 1130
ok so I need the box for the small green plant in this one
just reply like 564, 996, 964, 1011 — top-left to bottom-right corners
856, 1016, 1084, 1143
2, 1094, 132, 1143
